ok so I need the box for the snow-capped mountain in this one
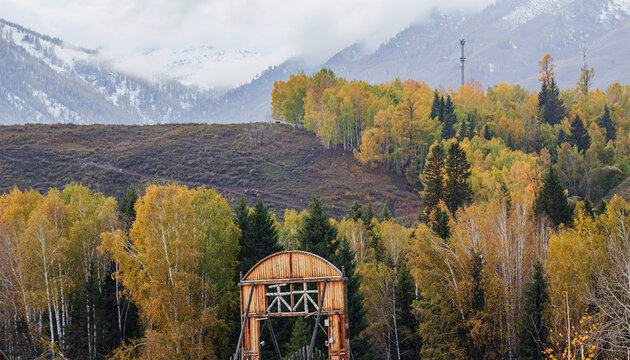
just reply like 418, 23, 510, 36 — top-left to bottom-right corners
218, 0, 630, 122
0, 19, 217, 125
1, 0, 630, 125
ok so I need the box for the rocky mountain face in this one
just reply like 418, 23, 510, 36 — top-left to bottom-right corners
1, 0, 629, 124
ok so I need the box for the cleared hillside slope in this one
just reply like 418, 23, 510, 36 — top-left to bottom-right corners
0, 123, 422, 221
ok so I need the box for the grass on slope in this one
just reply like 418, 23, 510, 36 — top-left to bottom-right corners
0, 123, 422, 222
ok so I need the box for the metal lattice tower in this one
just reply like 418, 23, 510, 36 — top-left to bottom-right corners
460, 37, 466, 87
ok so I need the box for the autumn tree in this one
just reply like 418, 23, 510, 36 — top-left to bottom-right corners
100, 185, 240, 360
578, 64, 594, 95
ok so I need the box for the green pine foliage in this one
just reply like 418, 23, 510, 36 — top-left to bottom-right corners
599, 105, 616, 142
396, 259, 420, 360
534, 168, 573, 226
431, 208, 451, 240
380, 204, 392, 221
516, 261, 550, 360
298, 196, 339, 259
349, 201, 363, 221
284, 317, 312, 358
444, 142, 473, 215
422, 143, 446, 220
334, 239, 373, 360
235, 197, 282, 277
118, 186, 138, 232
568, 115, 591, 153
538, 78, 566, 125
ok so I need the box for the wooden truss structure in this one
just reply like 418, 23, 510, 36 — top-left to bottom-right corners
235, 251, 350, 360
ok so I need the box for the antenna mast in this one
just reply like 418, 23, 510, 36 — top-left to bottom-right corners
460, 37, 466, 87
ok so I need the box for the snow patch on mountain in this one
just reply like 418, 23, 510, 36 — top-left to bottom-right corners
502, 0, 576, 28
600, 0, 630, 21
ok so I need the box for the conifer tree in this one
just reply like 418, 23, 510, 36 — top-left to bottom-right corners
422, 143, 446, 220
396, 259, 419, 360
500, 181, 513, 216
349, 201, 363, 221
431, 208, 451, 240
516, 261, 550, 360
380, 204, 392, 221
444, 142, 473, 215
335, 239, 373, 360
568, 115, 590, 153
538, 78, 566, 125
534, 168, 573, 226
441, 95, 457, 140
119, 186, 138, 232
298, 196, 338, 259
430, 90, 441, 120
598, 105, 616, 142
235, 197, 282, 276
284, 317, 311, 357
362, 200, 375, 230
482, 124, 492, 140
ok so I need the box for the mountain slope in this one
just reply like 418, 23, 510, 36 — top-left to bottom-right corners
218, 0, 630, 122
0, 123, 422, 221
0, 19, 217, 125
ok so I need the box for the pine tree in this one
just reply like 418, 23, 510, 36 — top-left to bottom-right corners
430, 90, 441, 120
119, 186, 138, 232
598, 105, 616, 142
298, 196, 339, 259
235, 197, 282, 276
441, 95, 457, 140
349, 201, 363, 221
597, 199, 607, 215
568, 115, 590, 153
362, 200, 375, 230
234, 197, 253, 276
335, 239, 373, 360
284, 317, 312, 357
538, 78, 566, 125
482, 124, 492, 140
500, 182, 513, 216
431, 208, 451, 240
444, 142, 473, 215
534, 168, 573, 226
516, 261, 550, 360
396, 259, 420, 360
466, 250, 488, 360
422, 143, 446, 220
380, 204, 392, 221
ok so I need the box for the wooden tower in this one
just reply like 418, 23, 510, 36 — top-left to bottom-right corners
235, 251, 349, 360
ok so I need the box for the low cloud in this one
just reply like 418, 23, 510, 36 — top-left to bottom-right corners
0, 0, 494, 88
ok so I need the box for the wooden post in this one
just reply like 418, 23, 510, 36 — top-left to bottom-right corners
307, 279, 328, 360
235, 284, 256, 360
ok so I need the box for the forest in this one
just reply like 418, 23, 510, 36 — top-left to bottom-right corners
1, 54, 630, 359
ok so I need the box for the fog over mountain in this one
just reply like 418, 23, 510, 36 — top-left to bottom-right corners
1, 0, 629, 124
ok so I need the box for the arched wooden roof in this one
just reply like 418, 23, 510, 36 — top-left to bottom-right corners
242, 250, 342, 282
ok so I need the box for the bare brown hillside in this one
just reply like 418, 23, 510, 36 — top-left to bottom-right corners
0, 123, 422, 222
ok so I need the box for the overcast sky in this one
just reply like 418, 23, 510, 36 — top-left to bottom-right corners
0, 0, 494, 89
